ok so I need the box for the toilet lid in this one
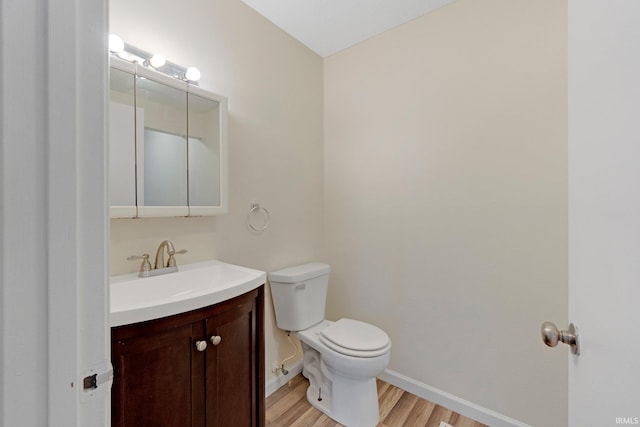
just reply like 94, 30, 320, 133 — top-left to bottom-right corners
319, 318, 390, 357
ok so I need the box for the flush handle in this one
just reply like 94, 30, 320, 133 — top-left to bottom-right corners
541, 321, 580, 355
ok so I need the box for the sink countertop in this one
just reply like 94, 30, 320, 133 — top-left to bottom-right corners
110, 260, 266, 327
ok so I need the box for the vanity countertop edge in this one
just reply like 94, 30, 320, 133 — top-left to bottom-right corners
110, 259, 266, 327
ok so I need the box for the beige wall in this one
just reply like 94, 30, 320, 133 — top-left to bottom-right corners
323, 0, 567, 425
112, 0, 568, 423
109, 0, 323, 382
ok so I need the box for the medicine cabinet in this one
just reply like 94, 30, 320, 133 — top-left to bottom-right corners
109, 57, 228, 218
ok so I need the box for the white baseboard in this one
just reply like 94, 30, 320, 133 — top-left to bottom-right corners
378, 369, 531, 427
265, 360, 304, 397
266, 363, 530, 427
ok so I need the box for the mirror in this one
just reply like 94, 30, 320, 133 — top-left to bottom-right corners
135, 74, 188, 208
108, 57, 227, 218
109, 66, 137, 217
188, 89, 223, 214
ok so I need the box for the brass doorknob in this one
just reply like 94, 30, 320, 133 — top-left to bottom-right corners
541, 321, 580, 355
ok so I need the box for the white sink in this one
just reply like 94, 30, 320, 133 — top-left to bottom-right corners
110, 260, 266, 327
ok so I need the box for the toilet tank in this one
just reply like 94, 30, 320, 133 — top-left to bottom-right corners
268, 262, 331, 331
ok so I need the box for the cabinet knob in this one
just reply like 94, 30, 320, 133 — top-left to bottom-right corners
210, 335, 222, 346
195, 340, 208, 352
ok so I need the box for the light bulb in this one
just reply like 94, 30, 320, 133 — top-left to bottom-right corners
108, 34, 125, 53
149, 54, 166, 68
185, 67, 201, 82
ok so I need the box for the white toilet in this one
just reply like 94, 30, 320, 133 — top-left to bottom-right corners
269, 263, 391, 427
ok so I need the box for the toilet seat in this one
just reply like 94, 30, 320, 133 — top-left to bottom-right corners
319, 318, 390, 358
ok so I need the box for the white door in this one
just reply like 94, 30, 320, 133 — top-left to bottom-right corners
0, 0, 109, 426
568, 0, 640, 425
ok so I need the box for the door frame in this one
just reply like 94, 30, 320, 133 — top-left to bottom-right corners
0, 0, 109, 425
568, 0, 640, 424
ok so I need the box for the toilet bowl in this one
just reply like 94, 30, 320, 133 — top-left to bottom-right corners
295, 319, 391, 427
269, 263, 391, 427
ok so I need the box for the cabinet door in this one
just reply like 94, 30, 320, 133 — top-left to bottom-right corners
205, 299, 257, 427
112, 321, 206, 427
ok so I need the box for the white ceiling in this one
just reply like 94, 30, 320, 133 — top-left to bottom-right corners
241, 0, 458, 57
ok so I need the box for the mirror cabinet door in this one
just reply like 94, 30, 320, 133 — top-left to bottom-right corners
188, 91, 223, 213
109, 67, 137, 217
135, 74, 189, 216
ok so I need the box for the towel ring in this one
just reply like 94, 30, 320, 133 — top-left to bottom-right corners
247, 203, 270, 232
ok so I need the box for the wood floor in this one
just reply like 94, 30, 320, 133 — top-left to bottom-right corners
266, 374, 488, 427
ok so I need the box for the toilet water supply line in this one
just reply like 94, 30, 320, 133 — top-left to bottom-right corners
279, 332, 298, 376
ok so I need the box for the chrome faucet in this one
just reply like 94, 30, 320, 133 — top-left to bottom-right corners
154, 240, 176, 269
128, 240, 188, 278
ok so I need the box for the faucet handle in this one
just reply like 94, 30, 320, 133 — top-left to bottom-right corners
167, 249, 188, 267
127, 253, 152, 273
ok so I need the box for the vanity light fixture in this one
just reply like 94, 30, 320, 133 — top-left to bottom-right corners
109, 34, 125, 53
108, 35, 200, 85
185, 67, 201, 82
149, 54, 166, 69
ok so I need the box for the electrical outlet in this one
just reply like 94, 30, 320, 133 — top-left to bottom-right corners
271, 361, 280, 374
438, 422, 455, 427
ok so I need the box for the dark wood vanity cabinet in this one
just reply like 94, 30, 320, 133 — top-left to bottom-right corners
111, 286, 265, 427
